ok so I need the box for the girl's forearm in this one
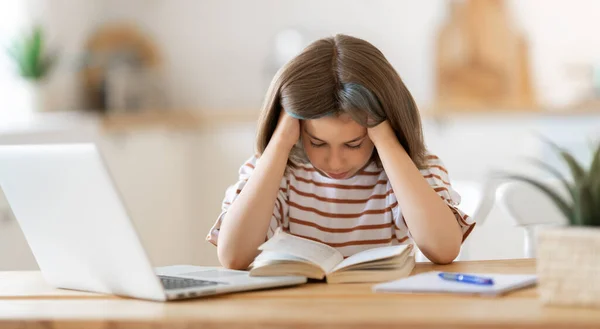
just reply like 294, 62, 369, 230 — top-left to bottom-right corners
217, 139, 292, 269
369, 123, 462, 264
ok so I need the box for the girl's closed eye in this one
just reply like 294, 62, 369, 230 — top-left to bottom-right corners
310, 141, 362, 149
345, 143, 362, 149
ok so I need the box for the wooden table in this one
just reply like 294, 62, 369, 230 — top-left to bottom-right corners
0, 259, 599, 329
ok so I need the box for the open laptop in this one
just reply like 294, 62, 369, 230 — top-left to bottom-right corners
0, 143, 306, 301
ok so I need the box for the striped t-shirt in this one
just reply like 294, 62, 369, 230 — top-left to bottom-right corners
207, 154, 475, 257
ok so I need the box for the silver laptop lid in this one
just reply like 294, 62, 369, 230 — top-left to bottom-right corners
0, 144, 166, 301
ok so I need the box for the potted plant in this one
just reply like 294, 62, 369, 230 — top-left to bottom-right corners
505, 140, 600, 307
6, 24, 57, 112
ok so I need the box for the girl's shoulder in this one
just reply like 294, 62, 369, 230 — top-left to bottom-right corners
235, 154, 260, 179
420, 153, 450, 175
422, 152, 444, 165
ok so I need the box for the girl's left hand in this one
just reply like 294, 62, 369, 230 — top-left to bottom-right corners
367, 120, 396, 147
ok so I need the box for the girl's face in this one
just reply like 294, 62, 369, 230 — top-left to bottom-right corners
301, 114, 375, 180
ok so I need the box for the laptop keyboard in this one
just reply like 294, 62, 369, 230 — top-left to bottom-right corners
158, 275, 222, 290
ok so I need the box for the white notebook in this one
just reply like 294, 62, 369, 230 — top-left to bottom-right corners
373, 271, 537, 296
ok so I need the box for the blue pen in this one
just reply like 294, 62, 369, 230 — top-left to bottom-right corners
438, 272, 494, 285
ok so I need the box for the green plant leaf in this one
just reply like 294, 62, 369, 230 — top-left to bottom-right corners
28, 26, 43, 78
512, 136, 600, 227
573, 180, 600, 226
590, 142, 600, 172
539, 135, 586, 183
592, 180, 600, 225
6, 24, 55, 80
561, 151, 586, 182
526, 157, 575, 202
502, 174, 574, 225
590, 143, 600, 187
571, 185, 583, 226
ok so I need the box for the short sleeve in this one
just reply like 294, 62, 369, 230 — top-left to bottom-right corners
420, 154, 476, 242
206, 155, 289, 247
387, 181, 411, 244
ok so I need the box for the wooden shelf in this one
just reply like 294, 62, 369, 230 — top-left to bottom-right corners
6, 106, 595, 137
98, 106, 600, 132
100, 109, 261, 132
420, 104, 600, 121
100, 111, 202, 132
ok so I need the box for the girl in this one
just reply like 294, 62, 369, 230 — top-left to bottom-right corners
207, 34, 475, 269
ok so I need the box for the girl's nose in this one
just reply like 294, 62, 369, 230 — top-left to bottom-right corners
327, 150, 344, 171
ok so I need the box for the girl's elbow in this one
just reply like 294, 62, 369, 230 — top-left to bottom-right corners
424, 241, 461, 265
220, 257, 251, 270
430, 224, 463, 264
429, 251, 459, 265
217, 244, 253, 270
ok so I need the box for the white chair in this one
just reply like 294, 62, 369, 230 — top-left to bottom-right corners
495, 181, 567, 258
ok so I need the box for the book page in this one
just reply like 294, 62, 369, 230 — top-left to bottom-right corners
330, 244, 413, 274
253, 251, 312, 264
258, 229, 343, 273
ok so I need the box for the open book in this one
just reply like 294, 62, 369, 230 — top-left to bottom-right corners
249, 228, 415, 284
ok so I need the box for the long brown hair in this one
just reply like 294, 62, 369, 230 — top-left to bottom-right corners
255, 34, 427, 168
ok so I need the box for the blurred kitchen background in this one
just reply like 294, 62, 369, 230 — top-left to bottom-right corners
0, 0, 599, 270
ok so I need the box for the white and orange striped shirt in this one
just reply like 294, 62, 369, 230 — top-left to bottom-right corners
207, 154, 475, 258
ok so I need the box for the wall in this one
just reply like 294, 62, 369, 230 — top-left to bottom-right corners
5, 1, 600, 112
31, 0, 600, 112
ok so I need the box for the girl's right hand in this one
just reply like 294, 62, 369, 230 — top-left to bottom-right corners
272, 109, 300, 150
